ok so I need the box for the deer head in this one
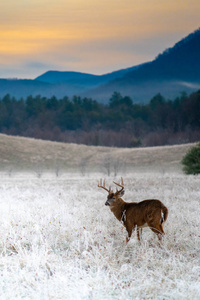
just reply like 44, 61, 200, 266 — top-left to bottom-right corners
98, 177, 125, 206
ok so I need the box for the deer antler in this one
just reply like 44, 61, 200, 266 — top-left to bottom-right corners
98, 179, 111, 193
113, 177, 124, 192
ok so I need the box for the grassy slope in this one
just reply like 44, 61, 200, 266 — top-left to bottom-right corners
0, 133, 195, 173
0, 134, 199, 298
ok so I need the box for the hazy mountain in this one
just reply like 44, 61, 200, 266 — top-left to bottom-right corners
85, 28, 200, 102
0, 28, 200, 102
0, 65, 143, 99
0, 79, 52, 98
34, 65, 144, 96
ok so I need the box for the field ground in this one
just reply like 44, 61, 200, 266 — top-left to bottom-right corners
0, 172, 199, 299
0, 133, 196, 174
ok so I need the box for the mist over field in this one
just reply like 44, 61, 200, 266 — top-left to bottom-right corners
0, 172, 199, 299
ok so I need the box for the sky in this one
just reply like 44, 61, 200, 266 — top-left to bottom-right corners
0, 0, 200, 79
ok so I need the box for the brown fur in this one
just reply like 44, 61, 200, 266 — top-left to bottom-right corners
110, 197, 168, 243
98, 178, 168, 243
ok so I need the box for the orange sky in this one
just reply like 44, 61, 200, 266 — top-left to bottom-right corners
0, 0, 200, 78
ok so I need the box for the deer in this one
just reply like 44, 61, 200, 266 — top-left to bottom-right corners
98, 177, 168, 244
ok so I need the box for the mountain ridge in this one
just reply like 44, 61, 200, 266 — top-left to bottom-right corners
0, 28, 200, 102
83, 28, 200, 102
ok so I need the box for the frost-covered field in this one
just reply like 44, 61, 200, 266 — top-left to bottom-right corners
0, 172, 199, 299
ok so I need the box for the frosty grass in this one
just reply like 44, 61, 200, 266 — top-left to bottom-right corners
0, 172, 199, 299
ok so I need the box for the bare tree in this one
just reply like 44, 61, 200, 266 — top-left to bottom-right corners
79, 158, 88, 176
54, 159, 62, 177
103, 154, 112, 176
113, 159, 123, 177
6, 165, 14, 177
34, 162, 43, 178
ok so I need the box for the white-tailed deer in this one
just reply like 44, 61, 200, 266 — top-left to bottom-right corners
98, 178, 168, 243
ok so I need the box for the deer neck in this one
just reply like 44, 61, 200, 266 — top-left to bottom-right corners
110, 198, 126, 222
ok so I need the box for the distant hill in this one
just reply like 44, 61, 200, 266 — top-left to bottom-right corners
34, 65, 143, 96
35, 66, 142, 84
0, 65, 142, 99
35, 71, 97, 84
84, 28, 200, 102
0, 133, 194, 173
0, 79, 52, 99
0, 28, 200, 102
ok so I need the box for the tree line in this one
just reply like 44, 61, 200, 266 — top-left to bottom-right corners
0, 90, 199, 147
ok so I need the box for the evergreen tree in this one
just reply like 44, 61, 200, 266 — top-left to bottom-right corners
181, 143, 200, 174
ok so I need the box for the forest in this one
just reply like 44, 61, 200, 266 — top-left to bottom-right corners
0, 90, 199, 147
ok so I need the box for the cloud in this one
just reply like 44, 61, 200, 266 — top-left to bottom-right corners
178, 81, 200, 89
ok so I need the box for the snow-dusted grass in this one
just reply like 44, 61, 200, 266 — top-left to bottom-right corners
0, 173, 199, 299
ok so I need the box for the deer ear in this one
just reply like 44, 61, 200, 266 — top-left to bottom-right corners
119, 190, 125, 196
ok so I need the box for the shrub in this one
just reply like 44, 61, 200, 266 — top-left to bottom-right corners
181, 142, 200, 174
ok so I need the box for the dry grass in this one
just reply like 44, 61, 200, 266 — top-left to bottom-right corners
0, 173, 199, 299
0, 133, 195, 174
0, 134, 199, 298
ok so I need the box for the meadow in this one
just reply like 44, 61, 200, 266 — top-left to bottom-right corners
0, 171, 199, 299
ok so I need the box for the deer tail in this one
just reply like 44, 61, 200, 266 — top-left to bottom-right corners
161, 205, 168, 224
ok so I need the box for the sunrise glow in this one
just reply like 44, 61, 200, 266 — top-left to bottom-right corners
0, 0, 200, 78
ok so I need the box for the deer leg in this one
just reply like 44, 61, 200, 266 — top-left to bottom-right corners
126, 227, 133, 244
148, 223, 165, 241
137, 228, 143, 241
157, 224, 165, 241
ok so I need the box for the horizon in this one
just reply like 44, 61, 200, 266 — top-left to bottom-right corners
0, 0, 200, 79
